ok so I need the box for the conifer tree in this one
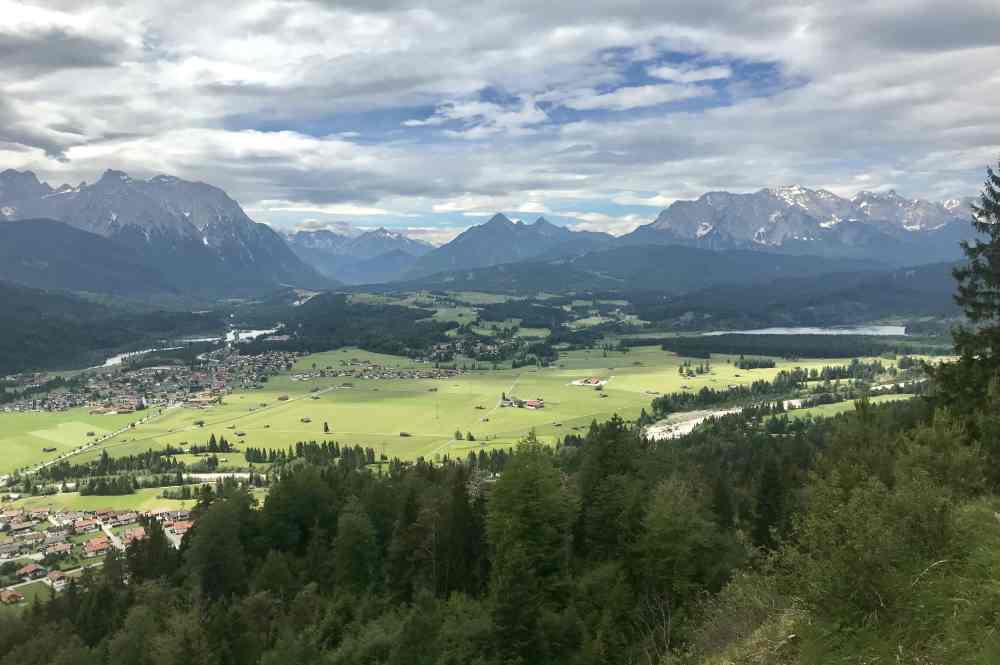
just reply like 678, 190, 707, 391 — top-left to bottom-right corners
938, 159, 1000, 411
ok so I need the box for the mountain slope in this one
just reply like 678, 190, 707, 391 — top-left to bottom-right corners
399, 244, 879, 294
0, 280, 222, 374
630, 261, 960, 329
407, 214, 615, 277
0, 169, 328, 295
0, 219, 175, 296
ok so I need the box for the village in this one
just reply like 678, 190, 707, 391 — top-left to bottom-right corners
0, 506, 192, 607
289, 356, 465, 383
0, 351, 300, 415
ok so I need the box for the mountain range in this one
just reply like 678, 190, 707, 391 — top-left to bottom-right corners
0, 169, 978, 297
622, 185, 975, 264
284, 227, 434, 284
0, 169, 326, 296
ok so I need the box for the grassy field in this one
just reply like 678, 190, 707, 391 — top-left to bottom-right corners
0, 346, 909, 468
787, 393, 914, 420
7, 488, 198, 512
0, 409, 142, 474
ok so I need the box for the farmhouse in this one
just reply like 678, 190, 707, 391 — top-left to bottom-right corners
46, 570, 68, 591
17, 563, 46, 581
168, 520, 193, 536
124, 527, 146, 545
45, 542, 73, 558
83, 537, 110, 558
0, 589, 24, 605
501, 396, 545, 410
73, 518, 99, 533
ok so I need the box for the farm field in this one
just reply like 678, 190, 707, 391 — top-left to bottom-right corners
0, 346, 913, 469
0, 409, 142, 474
6, 488, 198, 513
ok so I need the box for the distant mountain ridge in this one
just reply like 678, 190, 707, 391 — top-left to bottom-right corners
624, 185, 975, 264
285, 227, 434, 284
0, 168, 326, 295
407, 214, 616, 278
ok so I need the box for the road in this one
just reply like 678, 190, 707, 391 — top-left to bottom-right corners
100, 523, 125, 552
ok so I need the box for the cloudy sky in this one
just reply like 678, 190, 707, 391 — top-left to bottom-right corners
1, 0, 999, 241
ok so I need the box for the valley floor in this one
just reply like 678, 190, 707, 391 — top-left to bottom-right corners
1, 346, 914, 476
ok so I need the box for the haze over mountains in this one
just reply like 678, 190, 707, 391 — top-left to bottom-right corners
284, 227, 434, 284
0, 168, 977, 298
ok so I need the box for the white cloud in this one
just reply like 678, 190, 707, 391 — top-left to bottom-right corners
647, 63, 732, 82
562, 83, 711, 111
612, 191, 677, 207
252, 200, 398, 217
405, 96, 548, 136
563, 211, 647, 235
1, 0, 998, 238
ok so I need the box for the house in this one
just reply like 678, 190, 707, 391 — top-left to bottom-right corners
524, 399, 545, 410
46, 570, 68, 591
73, 518, 99, 533
45, 542, 73, 558
17, 563, 46, 581
123, 527, 146, 545
8, 520, 36, 535
83, 537, 110, 558
0, 589, 24, 605
170, 521, 193, 536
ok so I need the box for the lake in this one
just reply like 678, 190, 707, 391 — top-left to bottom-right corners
701, 325, 907, 336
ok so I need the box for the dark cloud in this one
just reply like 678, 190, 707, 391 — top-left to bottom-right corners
0, 29, 123, 76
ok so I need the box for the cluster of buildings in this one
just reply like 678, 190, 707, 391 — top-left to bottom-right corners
428, 339, 512, 362
501, 397, 545, 410
0, 506, 194, 605
290, 357, 463, 383
0, 505, 193, 604
1, 351, 300, 415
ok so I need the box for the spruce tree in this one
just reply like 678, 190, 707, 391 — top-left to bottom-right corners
938, 159, 1000, 411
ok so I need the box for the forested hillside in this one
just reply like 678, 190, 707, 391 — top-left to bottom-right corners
0, 281, 223, 374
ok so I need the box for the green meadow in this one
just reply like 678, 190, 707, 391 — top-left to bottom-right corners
786, 393, 914, 420
0, 409, 142, 474
7, 488, 198, 513
0, 347, 909, 470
